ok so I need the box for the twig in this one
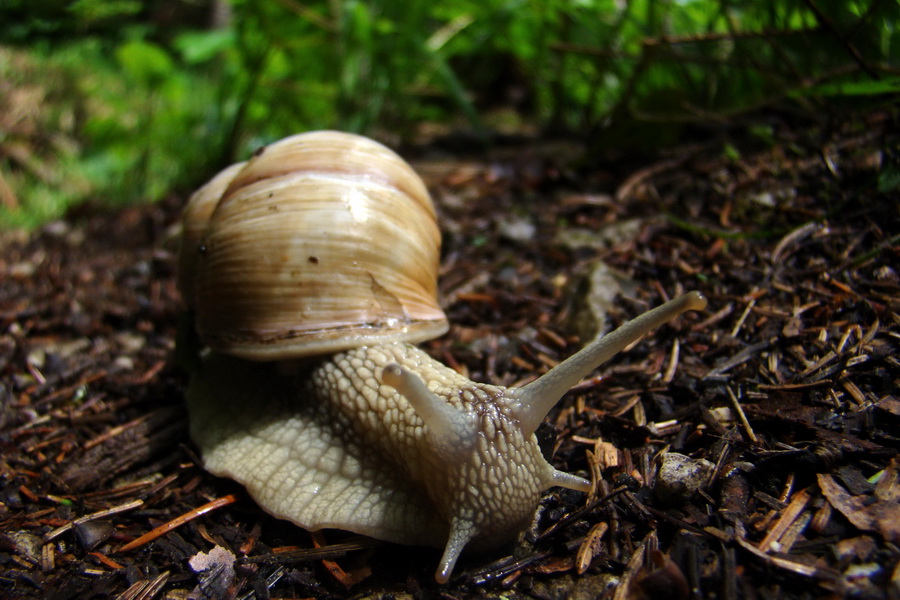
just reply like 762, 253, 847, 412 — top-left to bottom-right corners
244, 538, 382, 564
117, 494, 238, 552
44, 499, 145, 542
771, 222, 822, 265
757, 379, 833, 391
692, 302, 734, 331
725, 386, 758, 445
704, 340, 771, 379
662, 338, 680, 384
535, 485, 629, 542
730, 298, 756, 338
803, 0, 879, 79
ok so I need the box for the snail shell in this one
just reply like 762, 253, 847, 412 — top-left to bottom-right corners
178, 131, 708, 583
178, 130, 448, 360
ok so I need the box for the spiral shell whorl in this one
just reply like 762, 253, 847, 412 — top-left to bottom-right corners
179, 131, 448, 360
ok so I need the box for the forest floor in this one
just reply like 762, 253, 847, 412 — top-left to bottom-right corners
0, 109, 898, 600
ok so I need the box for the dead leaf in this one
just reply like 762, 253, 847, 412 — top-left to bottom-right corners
818, 473, 900, 543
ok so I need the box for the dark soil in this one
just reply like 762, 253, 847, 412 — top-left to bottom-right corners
1, 110, 898, 599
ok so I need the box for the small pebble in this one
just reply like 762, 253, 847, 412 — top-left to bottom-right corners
75, 520, 114, 551
654, 452, 715, 506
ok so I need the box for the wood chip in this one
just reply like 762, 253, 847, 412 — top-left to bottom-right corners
576, 522, 608, 574
115, 571, 170, 600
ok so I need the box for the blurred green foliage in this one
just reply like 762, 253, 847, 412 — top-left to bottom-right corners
0, 0, 896, 228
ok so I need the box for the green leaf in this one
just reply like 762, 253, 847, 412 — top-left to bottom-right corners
174, 29, 236, 64
116, 39, 174, 86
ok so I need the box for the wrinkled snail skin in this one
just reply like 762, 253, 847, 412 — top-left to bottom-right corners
188, 342, 583, 583
179, 131, 709, 583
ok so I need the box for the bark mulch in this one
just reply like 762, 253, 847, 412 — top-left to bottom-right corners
1, 110, 897, 599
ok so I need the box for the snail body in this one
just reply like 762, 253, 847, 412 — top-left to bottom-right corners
180, 131, 707, 582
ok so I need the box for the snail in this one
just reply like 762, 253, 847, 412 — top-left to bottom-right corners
178, 131, 707, 583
